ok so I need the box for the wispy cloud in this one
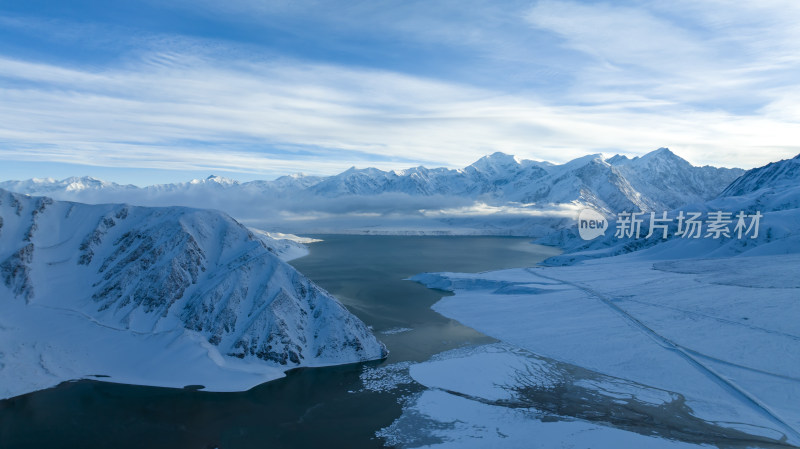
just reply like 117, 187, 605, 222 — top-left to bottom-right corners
0, 1, 799, 182
527, 1, 709, 69
524, 0, 800, 108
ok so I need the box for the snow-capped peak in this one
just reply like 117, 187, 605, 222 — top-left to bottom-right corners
62, 176, 109, 191
189, 174, 238, 186
648, 146, 677, 157
468, 151, 522, 173
630, 147, 690, 167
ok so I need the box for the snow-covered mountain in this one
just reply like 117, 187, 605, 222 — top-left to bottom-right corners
303, 148, 740, 213
543, 152, 800, 265
0, 176, 136, 195
720, 153, 800, 199
609, 148, 745, 211
305, 152, 553, 199
0, 148, 744, 235
0, 189, 386, 398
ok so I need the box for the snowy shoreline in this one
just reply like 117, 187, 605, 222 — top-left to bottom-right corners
385, 254, 800, 447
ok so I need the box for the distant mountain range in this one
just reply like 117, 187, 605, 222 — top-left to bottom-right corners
1, 149, 743, 231
0, 189, 386, 398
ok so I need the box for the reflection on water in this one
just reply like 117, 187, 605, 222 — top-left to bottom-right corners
0, 236, 558, 449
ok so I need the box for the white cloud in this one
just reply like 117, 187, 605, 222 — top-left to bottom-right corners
524, 0, 783, 108
2, 1, 800, 178
526, 1, 709, 69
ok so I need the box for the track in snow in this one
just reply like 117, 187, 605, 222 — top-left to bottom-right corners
524, 267, 800, 443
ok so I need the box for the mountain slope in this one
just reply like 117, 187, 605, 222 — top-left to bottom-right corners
612, 148, 745, 210
0, 148, 745, 235
542, 152, 800, 265
0, 189, 386, 398
720, 153, 800, 199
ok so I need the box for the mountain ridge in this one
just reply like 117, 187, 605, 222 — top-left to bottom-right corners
541, 152, 800, 265
0, 148, 746, 236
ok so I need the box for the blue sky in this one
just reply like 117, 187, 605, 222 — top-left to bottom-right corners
1, 0, 799, 184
